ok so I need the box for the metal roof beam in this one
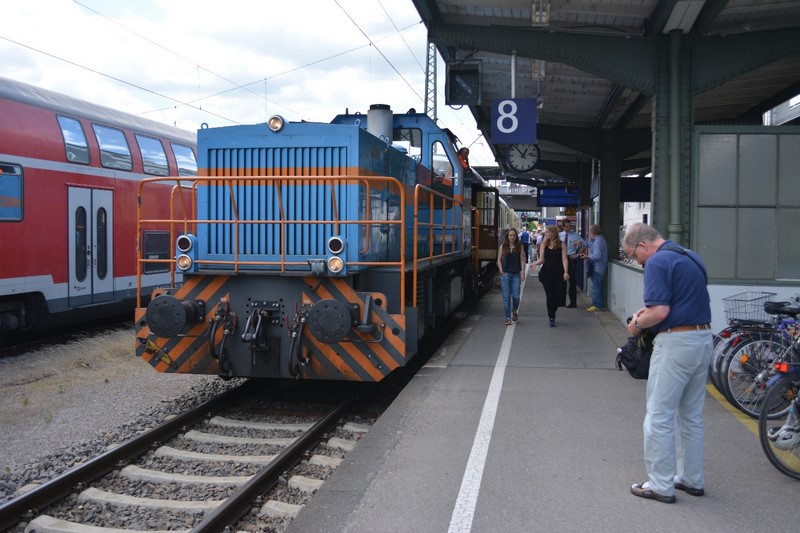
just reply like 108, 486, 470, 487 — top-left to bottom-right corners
734, 79, 800, 123
691, 0, 729, 35
692, 27, 800, 92
644, 0, 682, 35
428, 23, 659, 93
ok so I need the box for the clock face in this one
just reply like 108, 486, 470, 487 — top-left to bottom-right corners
506, 143, 540, 173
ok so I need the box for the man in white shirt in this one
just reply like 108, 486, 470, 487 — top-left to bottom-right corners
559, 220, 586, 308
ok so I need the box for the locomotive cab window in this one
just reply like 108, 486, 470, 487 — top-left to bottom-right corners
431, 141, 454, 179
431, 141, 454, 195
171, 143, 197, 176
393, 127, 422, 160
0, 163, 24, 221
92, 124, 133, 171
135, 134, 169, 176
57, 115, 90, 164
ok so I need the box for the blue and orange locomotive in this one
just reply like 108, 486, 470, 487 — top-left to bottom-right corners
135, 104, 515, 381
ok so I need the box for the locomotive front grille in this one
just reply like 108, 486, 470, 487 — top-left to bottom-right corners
208, 146, 348, 178
202, 146, 351, 258
199, 179, 348, 257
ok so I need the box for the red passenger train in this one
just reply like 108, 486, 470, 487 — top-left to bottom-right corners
0, 77, 197, 343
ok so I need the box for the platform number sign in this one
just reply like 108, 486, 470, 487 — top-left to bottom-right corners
490, 98, 537, 144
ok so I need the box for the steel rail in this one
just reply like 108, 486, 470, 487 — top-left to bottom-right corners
0, 380, 252, 531
192, 397, 354, 533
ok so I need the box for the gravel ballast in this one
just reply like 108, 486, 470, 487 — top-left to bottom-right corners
0, 328, 233, 502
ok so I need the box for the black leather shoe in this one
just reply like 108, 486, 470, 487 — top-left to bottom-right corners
566, 304, 576, 308
674, 481, 704, 497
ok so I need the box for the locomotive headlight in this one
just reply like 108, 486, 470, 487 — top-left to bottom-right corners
176, 234, 195, 253
326, 236, 346, 274
267, 115, 285, 132
176, 254, 193, 271
327, 256, 345, 274
175, 234, 197, 272
327, 236, 345, 254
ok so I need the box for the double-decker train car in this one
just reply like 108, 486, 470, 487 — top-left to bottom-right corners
0, 77, 197, 343
135, 104, 510, 381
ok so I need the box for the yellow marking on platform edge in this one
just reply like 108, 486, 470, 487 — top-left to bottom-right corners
707, 384, 759, 438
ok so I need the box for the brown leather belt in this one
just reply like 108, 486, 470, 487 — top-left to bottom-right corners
662, 324, 711, 333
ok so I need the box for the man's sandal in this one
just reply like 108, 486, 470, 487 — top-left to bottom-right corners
630, 482, 675, 504
505, 320, 513, 326
512, 312, 518, 321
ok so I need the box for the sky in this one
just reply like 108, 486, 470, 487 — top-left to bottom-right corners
0, 0, 497, 165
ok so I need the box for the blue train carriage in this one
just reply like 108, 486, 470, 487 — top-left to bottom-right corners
135, 105, 478, 380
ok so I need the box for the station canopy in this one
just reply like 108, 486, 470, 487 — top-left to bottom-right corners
412, 0, 800, 185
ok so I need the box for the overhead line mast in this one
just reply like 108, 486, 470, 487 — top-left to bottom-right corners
424, 39, 437, 121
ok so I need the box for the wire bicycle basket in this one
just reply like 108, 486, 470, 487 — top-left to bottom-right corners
722, 291, 777, 323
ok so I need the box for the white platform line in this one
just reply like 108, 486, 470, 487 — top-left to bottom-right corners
447, 279, 525, 533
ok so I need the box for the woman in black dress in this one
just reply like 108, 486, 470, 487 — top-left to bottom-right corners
532, 225, 569, 326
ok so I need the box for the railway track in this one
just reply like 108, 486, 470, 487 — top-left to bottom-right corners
0, 275, 482, 532
0, 380, 375, 532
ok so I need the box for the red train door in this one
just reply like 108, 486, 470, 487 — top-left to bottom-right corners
68, 187, 113, 306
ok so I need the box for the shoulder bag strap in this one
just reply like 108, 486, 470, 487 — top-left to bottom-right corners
659, 244, 708, 283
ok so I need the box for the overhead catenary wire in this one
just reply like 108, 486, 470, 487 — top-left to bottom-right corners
20, 1, 424, 123
3, 0, 481, 153
334, 0, 423, 104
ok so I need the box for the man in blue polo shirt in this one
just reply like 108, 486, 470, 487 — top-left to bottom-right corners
622, 223, 713, 504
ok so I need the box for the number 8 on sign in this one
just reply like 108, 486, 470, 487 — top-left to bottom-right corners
490, 98, 537, 144
496, 100, 519, 134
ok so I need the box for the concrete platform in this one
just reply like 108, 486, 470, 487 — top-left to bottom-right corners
287, 277, 797, 533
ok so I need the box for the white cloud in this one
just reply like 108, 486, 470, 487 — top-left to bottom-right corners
0, 0, 495, 164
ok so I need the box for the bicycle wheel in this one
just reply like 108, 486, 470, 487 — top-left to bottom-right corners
758, 374, 800, 480
708, 330, 735, 393
717, 331, 768, 407
723, 334, 791, 418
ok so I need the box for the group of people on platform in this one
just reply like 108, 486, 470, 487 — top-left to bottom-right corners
496, 220, 608, 327
497, 220, 713, 505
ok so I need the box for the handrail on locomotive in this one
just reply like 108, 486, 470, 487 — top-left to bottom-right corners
136, 174, 464, 315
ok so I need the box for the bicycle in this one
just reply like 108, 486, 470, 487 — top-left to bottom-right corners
710, 293, 800, 418
758, 360, 800, 479
709, 318, 776, 394
720, 309, 798, 418
710, 291, 777, 398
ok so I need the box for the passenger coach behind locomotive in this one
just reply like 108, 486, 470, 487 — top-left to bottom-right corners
0, 77, 196, 344
136, 105, 500, 381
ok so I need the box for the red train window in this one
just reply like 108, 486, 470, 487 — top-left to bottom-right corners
0, 163, 23, 221
142, 231, 170, 274
57, 115, 90, 165
75, 207, 87, 282
92, 124, 132, 171
171, 143, 197, 177
96, 207, 108, 279
136, 134, 169, 176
